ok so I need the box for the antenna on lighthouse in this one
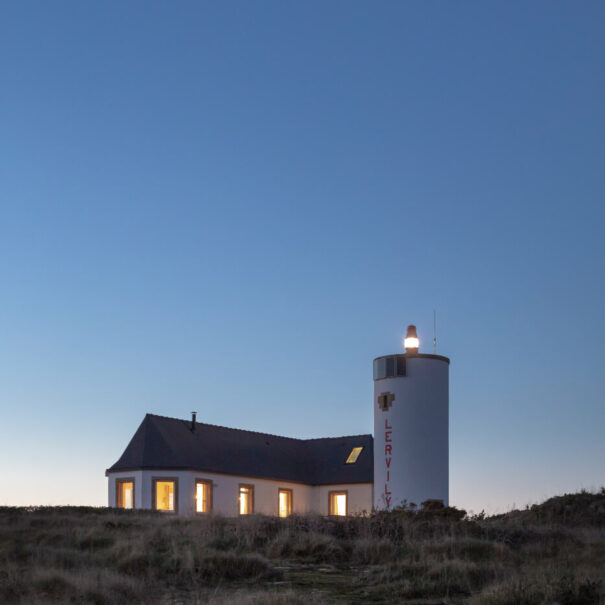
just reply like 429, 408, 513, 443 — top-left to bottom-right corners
433, 309, 437, 354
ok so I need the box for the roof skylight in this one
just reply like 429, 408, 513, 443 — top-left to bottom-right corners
346, 446, 363, 464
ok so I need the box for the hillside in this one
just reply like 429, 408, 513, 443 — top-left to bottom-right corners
0, 490, 603, 604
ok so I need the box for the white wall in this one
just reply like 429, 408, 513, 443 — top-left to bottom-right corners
107, 470, 372, 517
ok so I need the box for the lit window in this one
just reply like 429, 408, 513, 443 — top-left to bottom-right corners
329, 491, 347, 516
239, 485, 254, 515
278, 489, 292, 518
154, 479, 177, 512
346, 447, 363, 464
196, 480, 212, 513
116, 479, 134, 509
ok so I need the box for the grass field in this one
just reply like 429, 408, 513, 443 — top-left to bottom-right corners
0, 490, 603, 604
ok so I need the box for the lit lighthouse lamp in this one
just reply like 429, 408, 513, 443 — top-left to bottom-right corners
403, 325, 419, 354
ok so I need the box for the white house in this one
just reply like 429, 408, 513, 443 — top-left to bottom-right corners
106, 326, 450, 517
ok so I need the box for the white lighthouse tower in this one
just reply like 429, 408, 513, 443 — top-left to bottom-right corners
373, 325, 450, 509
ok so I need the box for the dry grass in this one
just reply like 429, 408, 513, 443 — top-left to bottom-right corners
0, 489, 603, 604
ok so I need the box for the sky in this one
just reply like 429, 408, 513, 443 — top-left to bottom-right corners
0, 1, 604, 514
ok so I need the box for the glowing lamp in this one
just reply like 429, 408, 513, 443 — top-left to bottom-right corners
404, 325, 419, 353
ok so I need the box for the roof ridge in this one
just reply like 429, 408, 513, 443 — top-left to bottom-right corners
303, 433, 373, 442
146, 414, 372, 443
146, 413, 306, 442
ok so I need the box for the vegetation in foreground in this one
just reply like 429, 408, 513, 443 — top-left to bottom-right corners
0, 490, 604, 604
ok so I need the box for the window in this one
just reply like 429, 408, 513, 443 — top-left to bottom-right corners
239, 485, 254, 515
278, 489, 293, 518
346, 447, 363, 464
386, 356, 394, 376
153, 478, 178, 513
329, 491, 348, 516
116, 479, 134, 509
195, 480, 212, 513
373, 355, 406, 380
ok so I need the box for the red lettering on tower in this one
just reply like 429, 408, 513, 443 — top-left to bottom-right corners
384, 417, 393, 509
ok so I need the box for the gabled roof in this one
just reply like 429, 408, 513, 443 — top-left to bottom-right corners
107, 414, 373, 485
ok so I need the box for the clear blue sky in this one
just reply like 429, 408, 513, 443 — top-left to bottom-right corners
1, 1, 603, 513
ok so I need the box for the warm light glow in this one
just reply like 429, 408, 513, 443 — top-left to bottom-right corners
155, 481, 175, 511
117, 480, 133, 509
196, 482, 210, 513
278, 489, 292, 518
330, 492, 347, 516
404, 336, 419, 350
239, 486, 253, 515
123, 485, 133, 509
346, 447, 363, 464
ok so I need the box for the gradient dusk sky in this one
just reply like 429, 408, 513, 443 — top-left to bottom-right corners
1, 1, 604, 513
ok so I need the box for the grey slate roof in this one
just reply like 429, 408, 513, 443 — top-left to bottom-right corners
107, 414, 373, 485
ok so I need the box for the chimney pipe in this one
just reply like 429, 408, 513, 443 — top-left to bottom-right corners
191, 411, 197, 432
